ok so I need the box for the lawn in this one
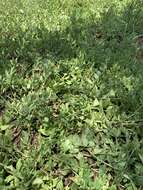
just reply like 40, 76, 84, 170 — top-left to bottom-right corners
0, 0, 143, 189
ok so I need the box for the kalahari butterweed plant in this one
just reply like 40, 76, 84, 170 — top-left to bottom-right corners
0, 0, 143, 189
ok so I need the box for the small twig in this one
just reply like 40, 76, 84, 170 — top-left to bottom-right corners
82, 151, 119, 171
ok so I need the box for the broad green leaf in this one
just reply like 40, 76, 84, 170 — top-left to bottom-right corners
16, 159, 22, 171
0, 125, 9, 131
5, 175, 15, 183
93, 98, 100, 107
33, 178, 43, 185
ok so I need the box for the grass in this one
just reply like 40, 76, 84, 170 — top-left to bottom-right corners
0, 0, 143, 189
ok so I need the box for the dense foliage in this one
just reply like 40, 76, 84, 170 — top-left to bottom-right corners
0, 0, 143, 189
